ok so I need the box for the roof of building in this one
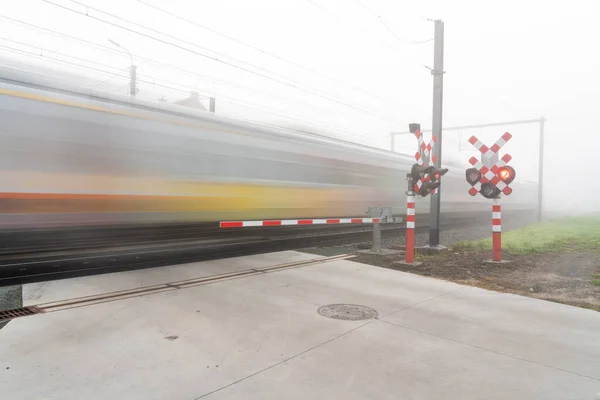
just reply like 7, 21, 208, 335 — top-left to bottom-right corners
172, 90, 207, 111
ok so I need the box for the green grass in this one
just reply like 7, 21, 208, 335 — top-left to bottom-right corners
453, 215, 600, 254
592, 274, 600, 286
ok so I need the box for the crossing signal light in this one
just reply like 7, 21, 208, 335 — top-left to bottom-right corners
419, 181, 440, 197
410, 164, 430, 183
410, 164, 448, 197
465, 165, 516, 199
496, 165, 516, 185
465, 167, 481, 185
480, 182, 501, 199
430, 168, 449, 182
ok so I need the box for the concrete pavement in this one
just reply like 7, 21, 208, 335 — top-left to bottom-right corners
1, 250, 599, 399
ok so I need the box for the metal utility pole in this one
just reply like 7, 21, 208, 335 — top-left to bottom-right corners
537, 117, 546, 221
109, 39, 136, 98
129, 65, 137, 98
429, 19, 445, 247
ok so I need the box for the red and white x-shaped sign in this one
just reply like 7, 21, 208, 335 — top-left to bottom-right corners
414, 129, 437, 166
467, 132, 513, 196
413, 130, 438, 195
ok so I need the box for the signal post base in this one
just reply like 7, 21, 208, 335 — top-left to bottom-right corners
394, 260, 423, 267
418, 244, 449, 254
391, 245, 448, 254
483, 259, 513, 265
357, 249, 405, 257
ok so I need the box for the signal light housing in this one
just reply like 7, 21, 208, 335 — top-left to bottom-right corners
480, 182, 501, 199
410, 163, 430, 178
410, 164, 448, 197
465, 167, 481, 185
409, 123, 421, 134
418, 181, 440, 197
430, 168, 449, 182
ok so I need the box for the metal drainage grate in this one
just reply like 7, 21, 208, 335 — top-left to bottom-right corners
0, 306, 42, 322
317, 304, 378, 321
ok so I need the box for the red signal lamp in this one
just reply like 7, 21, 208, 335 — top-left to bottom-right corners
430, 168, 449, 182
496, 165, 516, 184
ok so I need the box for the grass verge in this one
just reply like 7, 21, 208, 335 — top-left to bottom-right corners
453, 215, 600, 254
592, 274, 600, 286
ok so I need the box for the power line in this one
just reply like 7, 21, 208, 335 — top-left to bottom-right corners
136, 0, 403, 106
111, 82, 131, 94
0, 61, 126, 94
0, 43, 375, 141
136, 70, 371, 121
0, 37, 126, 74
90, 69, 129, 89
233, 117, 389, 148
0, 43, 202, 98
0, 59, 381, 146
303, 0, 428, 49
353, 0, 433, 44
216, 97, 378, 141
0, 25, 393, 124
64, 0, 295, 85
45, 0, 404, 125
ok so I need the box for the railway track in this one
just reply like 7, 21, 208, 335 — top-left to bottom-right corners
0, 221, 387, 256
0, 210, 534, 286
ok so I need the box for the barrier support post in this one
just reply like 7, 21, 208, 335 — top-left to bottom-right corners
358, 207, 403, 257
406, 173, 416, 264
371, 221, 382, 253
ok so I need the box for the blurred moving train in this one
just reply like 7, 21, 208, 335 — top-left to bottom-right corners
0, 66, 538, 231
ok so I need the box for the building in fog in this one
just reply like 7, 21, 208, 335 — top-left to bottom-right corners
172, 90, 207, 111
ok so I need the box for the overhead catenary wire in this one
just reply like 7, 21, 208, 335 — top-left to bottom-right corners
303, 0, 431, 48
0, 60, 387, 151
0, 44, 379, 142
142, 76, 360, 122
0, 61, 128, 94
0, 37, 128, 75
0, 16, 376, 122
42, 0, 406, 125
0, 15, 364, 118
352, 0, 433, 44
0, 44, 209, 98
0, 39, 384, 139
136, 0, 406, 106
64, 0, 298, 86
90, 68, 130, 89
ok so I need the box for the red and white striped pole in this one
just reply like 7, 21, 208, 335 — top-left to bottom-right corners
406, 194, 416, 263
492, 198, 502, 261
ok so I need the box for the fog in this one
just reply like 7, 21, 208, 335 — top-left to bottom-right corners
1, 0, 599, 216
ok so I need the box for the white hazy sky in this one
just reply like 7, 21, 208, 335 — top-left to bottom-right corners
1, 0, 599, 212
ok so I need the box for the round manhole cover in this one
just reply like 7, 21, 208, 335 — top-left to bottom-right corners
317, 304, 378, 321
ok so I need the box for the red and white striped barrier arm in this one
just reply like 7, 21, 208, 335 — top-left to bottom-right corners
219, 218, 380, 228
405, 195, 416, 263
492, 198, 502, 261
